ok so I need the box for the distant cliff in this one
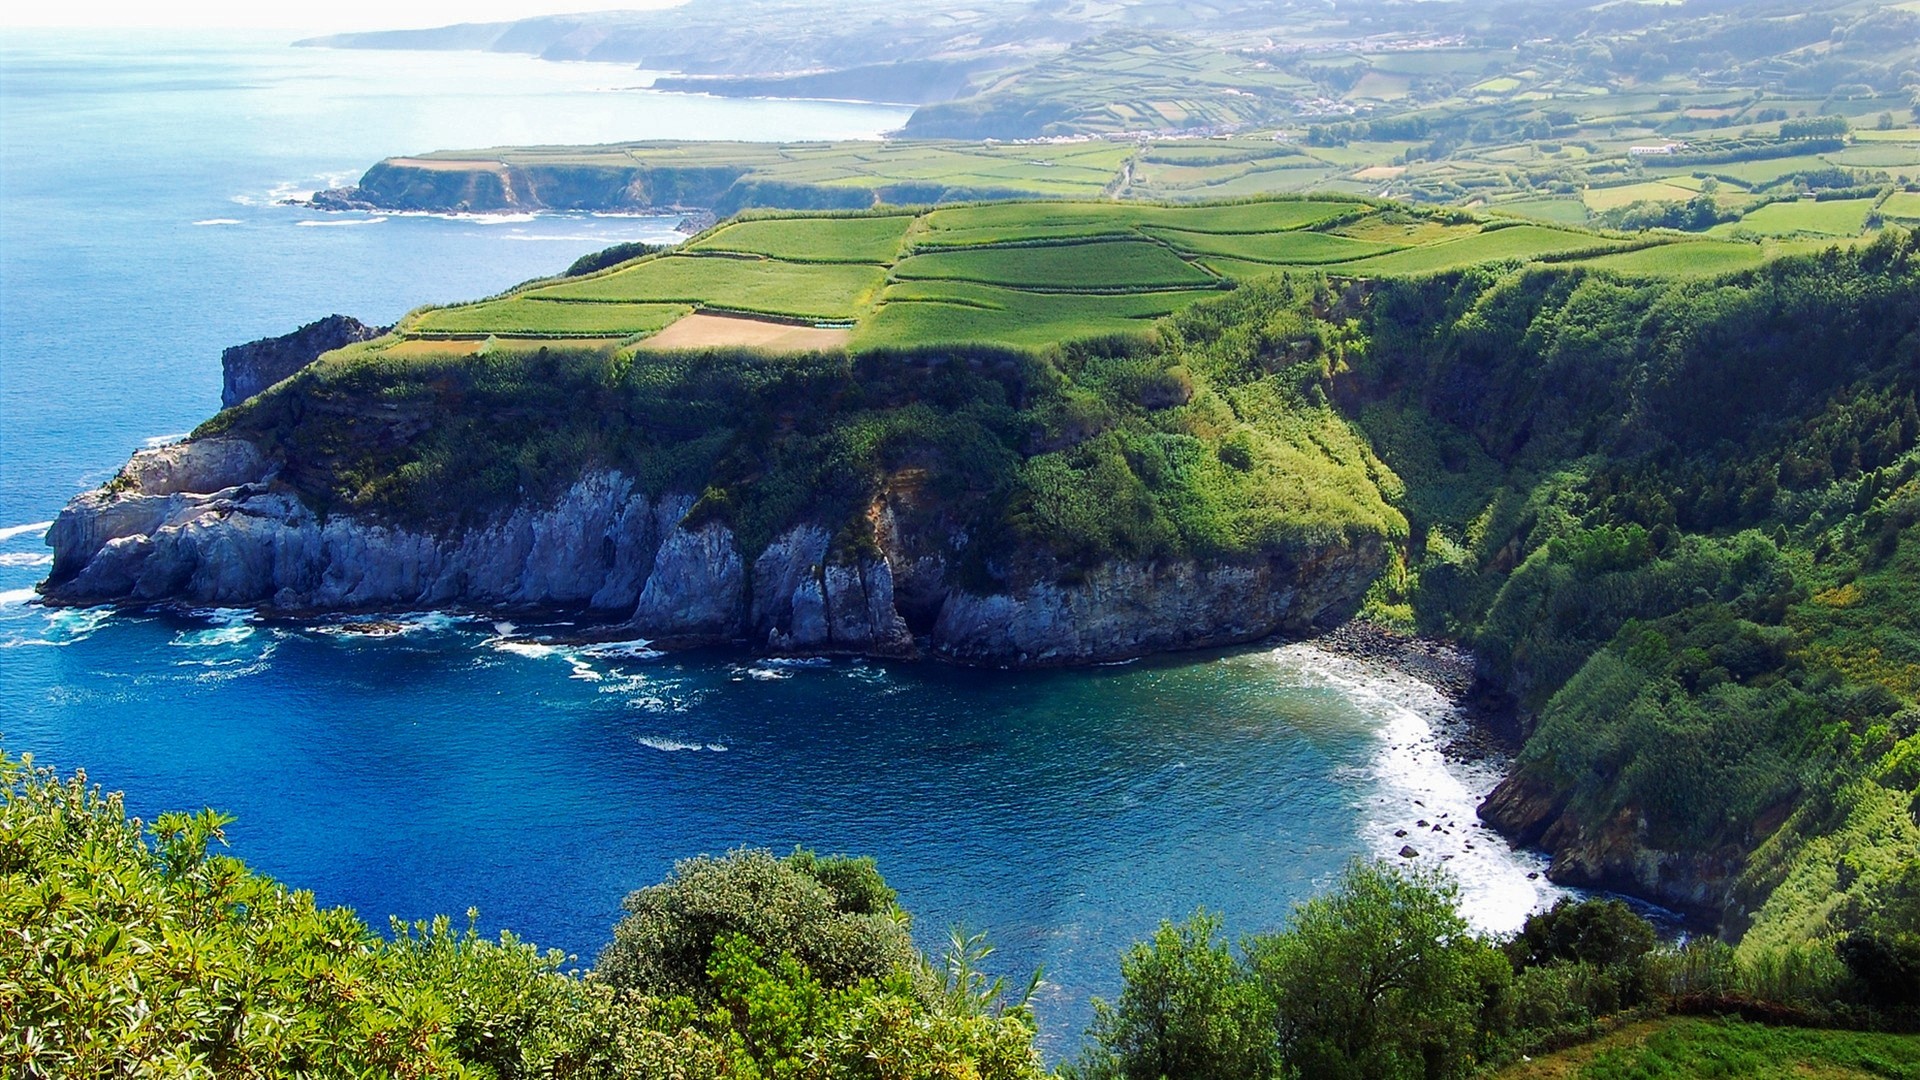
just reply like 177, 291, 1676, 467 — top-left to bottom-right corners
305, 155, 1037, 216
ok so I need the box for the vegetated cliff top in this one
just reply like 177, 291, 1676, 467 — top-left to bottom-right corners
366, 195, 1845, 357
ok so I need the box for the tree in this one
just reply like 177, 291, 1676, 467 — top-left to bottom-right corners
1507, 897, 1657, 970
1068, 911, 1280, 1080
1248, 862, 1511, 1080
596, 847, 918, 1001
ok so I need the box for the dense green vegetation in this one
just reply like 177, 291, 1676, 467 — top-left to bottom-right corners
210, 212, 1920, 946
0, 749, 1045, 1078
12, 747, 1913, 1078
194, 208, 1920, 1074
203, 270, 1403, 578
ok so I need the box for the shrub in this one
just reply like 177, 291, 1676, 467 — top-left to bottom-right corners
595, 847, 919, 1001
1249, 861, 1512, 1080
1068, 911, 1279, 1080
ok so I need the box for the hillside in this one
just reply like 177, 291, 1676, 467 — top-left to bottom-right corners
33, 196, 1920, 965
1492, 1017, 1920, 1078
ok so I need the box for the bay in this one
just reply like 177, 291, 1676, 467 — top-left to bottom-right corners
0, 29, 1555, 1049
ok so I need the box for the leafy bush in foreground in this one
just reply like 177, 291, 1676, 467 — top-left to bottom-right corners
0, 750, 1043, 1079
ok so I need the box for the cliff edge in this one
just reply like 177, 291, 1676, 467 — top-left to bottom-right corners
223, 314, 385, 408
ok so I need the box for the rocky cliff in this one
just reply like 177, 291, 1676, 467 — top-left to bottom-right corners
222, 315, 385, 408
1478, 767, 1745, 923
40, 436, 1380, 665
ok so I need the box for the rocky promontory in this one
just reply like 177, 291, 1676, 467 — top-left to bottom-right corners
223, 315, 386, 408
41, 436, 1383, 667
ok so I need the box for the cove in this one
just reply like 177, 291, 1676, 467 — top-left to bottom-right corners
0, 597, 1556, 1048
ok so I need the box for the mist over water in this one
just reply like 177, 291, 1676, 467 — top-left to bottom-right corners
0, 31, 1557, 1049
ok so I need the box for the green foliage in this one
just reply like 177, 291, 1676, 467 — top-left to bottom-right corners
565, 240, 668, 277
1251, 861, 1511, 1080
1594, 195, 1737, 233
596, 848, 918, 1001
0, 751, 1045, 1079
1073, 865, 1568, 1079
0, 749, 610, 1078
1509, 899, 1658, 971
1067, 912, 1279, 1080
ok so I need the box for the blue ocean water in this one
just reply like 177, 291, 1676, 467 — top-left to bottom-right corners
0, 30, 1557, 1049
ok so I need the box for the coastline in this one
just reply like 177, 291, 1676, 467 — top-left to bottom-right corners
1308, 619, 1524, 763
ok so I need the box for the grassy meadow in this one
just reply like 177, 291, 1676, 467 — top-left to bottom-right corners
1492, 1017, 1920, 1079
376, 195, 1839, 359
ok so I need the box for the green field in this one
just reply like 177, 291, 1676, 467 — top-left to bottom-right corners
854, 279, 1215, 348
529, 254, 887, 320
686, 213, 915, 263
1570, 240, 1769, 279
1494, 1017, 1920, 1079
1495, 198, 1591, 226
376, 198, 1824, 354
892, 240, 1217, 290
1337, 224, 1618, 276
1882, 191, 1920, 219
1145, 226, 1398, 264
410, 298, 691, 336
915, 198, 1356, 245
1717, 197, 1876, 237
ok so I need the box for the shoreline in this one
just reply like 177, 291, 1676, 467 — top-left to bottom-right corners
1307, 619, 1525, 763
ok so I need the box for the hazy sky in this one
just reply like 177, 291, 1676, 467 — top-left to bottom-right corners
0, 0, 685, 31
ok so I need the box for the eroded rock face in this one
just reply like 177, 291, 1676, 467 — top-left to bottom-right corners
42, 443, 724, 638
221, 315, 386, 408
44, 438, 1388, 666
930, 538, 1384, 666
1479, 766, 1742, 922
751, 525, 914, 657
631, 515, 746, 641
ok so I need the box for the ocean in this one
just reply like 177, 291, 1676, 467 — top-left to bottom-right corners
0, 29, 1557, 1048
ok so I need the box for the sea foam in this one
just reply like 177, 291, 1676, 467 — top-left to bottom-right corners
0, 521, 52, 543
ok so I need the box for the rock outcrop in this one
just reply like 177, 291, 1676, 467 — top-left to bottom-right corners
41, 437, 1383, 666
221, 315, 385, 408
931, 540, 1381, 666
1479, 766, 1743, 922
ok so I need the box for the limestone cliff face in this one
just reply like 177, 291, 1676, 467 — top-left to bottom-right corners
931, 540, 1383, 665
221, 315, 385, 408
42, 437, 1385, 665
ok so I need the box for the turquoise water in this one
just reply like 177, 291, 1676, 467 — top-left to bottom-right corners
0, 30, 1556, 1048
